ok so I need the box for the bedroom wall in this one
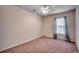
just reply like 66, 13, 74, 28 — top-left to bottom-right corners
43, 10, 76, 42
76, 6, 79, 50
0, 6, 43, 51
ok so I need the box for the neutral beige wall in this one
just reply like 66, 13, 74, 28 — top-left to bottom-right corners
0, 6, 43, 51
43, 16, 54, 38
76, 6, 79, 50
43, 10, 76, 42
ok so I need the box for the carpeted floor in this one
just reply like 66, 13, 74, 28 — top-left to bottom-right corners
1, 37, 78, 53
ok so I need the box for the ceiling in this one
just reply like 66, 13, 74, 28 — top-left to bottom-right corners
16, 5, 76, 16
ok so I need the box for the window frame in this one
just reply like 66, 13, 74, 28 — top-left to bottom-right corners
54, 17, 66, 35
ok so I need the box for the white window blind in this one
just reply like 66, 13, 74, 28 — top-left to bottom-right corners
55, 17, 65, 34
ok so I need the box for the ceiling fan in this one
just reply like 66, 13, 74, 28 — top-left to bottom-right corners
39, 5, 54, 14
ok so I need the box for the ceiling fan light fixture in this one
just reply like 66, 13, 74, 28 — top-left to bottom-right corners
39, 5, 50, 14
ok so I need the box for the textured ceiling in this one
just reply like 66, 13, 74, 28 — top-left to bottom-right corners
16, 5, 76, 16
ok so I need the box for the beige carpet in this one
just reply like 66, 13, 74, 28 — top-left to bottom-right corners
1, 37, 78, 53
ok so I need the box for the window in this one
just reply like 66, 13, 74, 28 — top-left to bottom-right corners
55, 17, 65, 34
